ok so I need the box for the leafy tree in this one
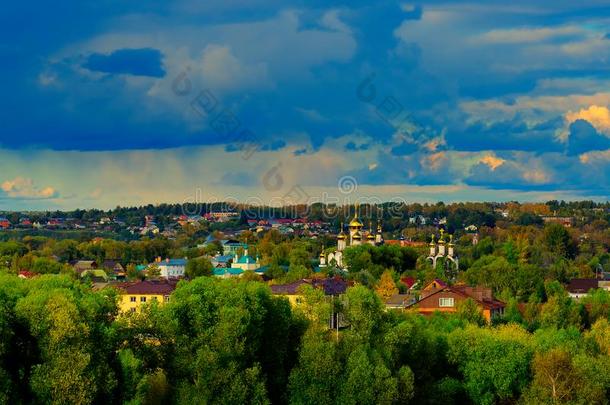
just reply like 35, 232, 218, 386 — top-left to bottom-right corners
456, 298, 486, 326
288, 329, 340, 405
338, 345, 398, 405
539, 291, 583, 330
516, 212, 543, 226
375, 270, 398, 300
396, 365, 415, 403
343, 286, 384, 341
30, 257, 64, 274
146, 264, 161, 279
586, 318, 610, 355
524, 348, 579, 403
343, 247, 373, 274
289, 248, 311, 270
543, 223, 576, 259
581, 288, 610, 323
185, 257, 213, 279
14, 276, 119, 404
448, 324, 533, 404
168, 278, 299, 404
241, 270, 262, 282
126, 263, 140, 280
284, 265, 311, 283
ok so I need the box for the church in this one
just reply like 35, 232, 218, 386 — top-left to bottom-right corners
320, 211, 383, 269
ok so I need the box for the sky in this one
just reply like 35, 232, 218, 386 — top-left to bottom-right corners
1, 0, 610, 210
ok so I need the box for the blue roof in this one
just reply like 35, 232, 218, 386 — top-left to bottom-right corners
235, 255, 256, 264
213, 255, 233, 263
222, 239, 245, 246
159, 259, 187, 266
213, 268, 245, 276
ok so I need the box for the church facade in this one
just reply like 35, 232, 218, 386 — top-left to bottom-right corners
320, 212, 383, 269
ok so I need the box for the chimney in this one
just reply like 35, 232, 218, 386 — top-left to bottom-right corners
467, 287, 483, 301
474, 290, 483, 301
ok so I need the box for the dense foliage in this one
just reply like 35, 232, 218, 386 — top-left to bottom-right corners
0, 201, 609, 403
0, 274, 608, 404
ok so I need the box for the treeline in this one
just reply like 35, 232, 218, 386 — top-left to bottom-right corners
2, 200, 609, 232
0, 274, 609, 404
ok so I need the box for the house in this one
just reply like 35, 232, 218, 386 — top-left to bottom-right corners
210, 254, 233, 268
221, 239, 248, 255
0, 217, 11, 229
270, 277, 349, 307
541, 216, 573, 227
271, 277, 349, 329
80, 269, 109, 283
116, 280, 177, 313
406, 280, 505, 322
139, 225, 159, 235
102, 260, 126, 279
155, 258, 187, 279
204, 211, 240, 222
567, 278, 599, 299
71, 260, 98, 275
423, 278, 447, 292
384, 293, 417, 309
385, 239, 426, 248
18, 270, 37, 279
399, 276, 418, 290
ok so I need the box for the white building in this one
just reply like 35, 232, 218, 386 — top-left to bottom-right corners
156, 258, 187, 278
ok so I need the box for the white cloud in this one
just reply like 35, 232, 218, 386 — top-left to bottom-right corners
477, 26, 584, 44
199, 44, 270, 91
1, 177, 58, 199
565, 105, 610, 136
479, 154, 505, 170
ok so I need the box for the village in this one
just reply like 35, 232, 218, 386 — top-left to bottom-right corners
6, 201, 610, 327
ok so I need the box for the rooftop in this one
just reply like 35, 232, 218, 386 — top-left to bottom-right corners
118, 280, 178, 295
270, 277, 348, 296
567, 278, 599, 294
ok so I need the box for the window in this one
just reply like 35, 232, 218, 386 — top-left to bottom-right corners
140, 296, 147, 302
130, 296, 136, 302
152, 296, 158, 301
439, 297, 454, 307
164, 295, 170, 303
130, 308, 136, 313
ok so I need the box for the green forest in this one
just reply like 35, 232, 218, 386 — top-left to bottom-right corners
0, 201, 609, 404
0, 273, 609, 405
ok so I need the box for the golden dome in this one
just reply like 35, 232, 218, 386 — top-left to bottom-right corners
352, 231, 362, 239
349, 217, 364, 228
367, 232, 375, 240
